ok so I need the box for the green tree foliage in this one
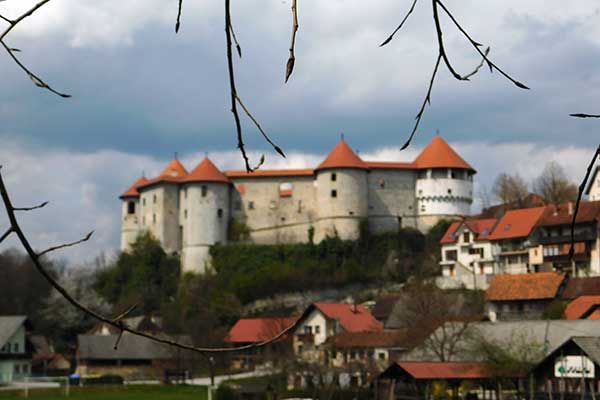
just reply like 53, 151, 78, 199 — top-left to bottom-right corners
210, 223, 448, 304
94, 232, 180, 314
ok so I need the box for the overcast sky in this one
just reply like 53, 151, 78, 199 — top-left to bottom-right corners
0, 0, 598, 265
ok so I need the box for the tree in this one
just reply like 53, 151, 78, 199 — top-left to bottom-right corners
492, 173, 530, 207
94, 232, 180, 315
534, 161, 578, 204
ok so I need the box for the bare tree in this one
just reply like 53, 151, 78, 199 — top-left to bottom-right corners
534, 161, 578, 204
492, 173, 530, 207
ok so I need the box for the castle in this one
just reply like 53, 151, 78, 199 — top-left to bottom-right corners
120, 135, 476, 273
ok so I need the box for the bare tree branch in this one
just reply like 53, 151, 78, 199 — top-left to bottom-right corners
236, 95, 285, 158
13, 201, 48, 211
569, 144, 600, 259
229, 23, 242, 58
380, 0, 418, 47
0, 149, 299, 356
175, 0, 183, 33
432, 0, 467, 82
570, 113, 600, 119
285, 0, 298, 83
0, 227, 12, 243
38, 231, 94, 258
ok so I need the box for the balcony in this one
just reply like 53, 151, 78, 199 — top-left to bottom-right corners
531, 231, 596, 245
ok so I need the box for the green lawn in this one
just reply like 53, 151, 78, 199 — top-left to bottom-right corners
0, 384, 208, 400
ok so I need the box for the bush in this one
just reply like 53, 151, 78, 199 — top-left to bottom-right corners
215, 384, 238, 400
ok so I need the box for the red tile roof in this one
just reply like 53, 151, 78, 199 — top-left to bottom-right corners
440, 218, 497, 244
119, 176, 149, 199
313, 303, 383, 332
225, 169, 314, 178
564, 296, 600, 320
326, 330, 405, 348
413, 135, 475, 172
486, 207, 546, 240
183, 157, 230, 184
486, 272, 566, 302
224, 317, 297, 343
316, 140, 368, 171
396, 362, 491, 379
138, 159, 189, 189
561, 277, 600, 300
538, 201, 600, 226
587, 309, 600, 320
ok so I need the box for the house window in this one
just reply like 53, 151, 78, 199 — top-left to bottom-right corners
315, 326, 320, 334
14, 364, 20, 374
13, 343, 18, 353
331, 173, 337, 181
201, 185, 207, 197
378, 352, 386, 361
463, 232, 470, 242
248, 201, 255, 210
304, 326, 312, 335
127, 201, 135, 214
445, 250, 457, 261
217, 209, 223, 218
331, 189, 337, 198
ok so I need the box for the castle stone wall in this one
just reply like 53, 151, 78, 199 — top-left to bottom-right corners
367, 169, 417, 234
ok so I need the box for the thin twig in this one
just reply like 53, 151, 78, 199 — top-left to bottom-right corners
569, 145, 600, 259
236, 95, 285, 158
0, 167, 302, 354
380, 0, 418, 47
229, 23, 242, 58
0, 41, 70, 97
175, 0, 183, 33
0, 227, 12, 243
460, 47, 490, 80
0, 0, 53, 41
224, 0, 252, 172
570, 114, 600, 119
285, 0, 298, 83
14, 201, 48, 211
431, 0, 466, 82
436, 0, 529, 90
112, 303, 138, 322
37, 231, 94, 257
0, 14, 12, 24
401, 53, 442, 151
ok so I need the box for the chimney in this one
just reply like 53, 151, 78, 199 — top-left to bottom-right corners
351, 303, 358, 313
568, 202, 573, 215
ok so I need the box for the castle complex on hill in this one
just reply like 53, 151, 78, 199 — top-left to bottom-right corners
119, 135, 476, 273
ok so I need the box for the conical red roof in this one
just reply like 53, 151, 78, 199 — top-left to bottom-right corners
119, 176, 149, 199
317, 140, 368, 171
183, 157, 230, 184
159, 159, 188, 179
413, 135, 475, 172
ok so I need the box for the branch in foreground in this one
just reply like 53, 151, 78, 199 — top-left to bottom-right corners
0, 169, 300, 354
569, 145, 600, 259
380, 0, 418, 47
570, 114, 600, 119
285, 0, 298, 83
175, 0, 183, 33
38, 231, 94, 258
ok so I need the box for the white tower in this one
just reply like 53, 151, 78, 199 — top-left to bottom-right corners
414, 135, 475, 231
137, 158, 188, 254
180, 157, 231, 274
119, 176, 148, 251
314, 139, 369, 241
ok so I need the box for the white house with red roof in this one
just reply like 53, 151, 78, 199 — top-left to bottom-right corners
292, 302, 382, 362
437, 217, 498, 289
120, 135, 476, 273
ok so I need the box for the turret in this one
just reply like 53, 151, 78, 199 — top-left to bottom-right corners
414, 135, 475, 230
137, 158, 188, 254
119, 176, 148, 251
180, 157, 231, 273
314, 139, 369, 241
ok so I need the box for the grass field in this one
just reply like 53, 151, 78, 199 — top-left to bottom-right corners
0, 385, 209, 400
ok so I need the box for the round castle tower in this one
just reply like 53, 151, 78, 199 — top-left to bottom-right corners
119, 176, 148, 251
414, 135, 475, 230
314, 139, 369, 241
180, 157, 231, 274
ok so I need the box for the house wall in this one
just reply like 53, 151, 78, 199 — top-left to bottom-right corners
295, 310, 329, 346
0, 325, 30, 384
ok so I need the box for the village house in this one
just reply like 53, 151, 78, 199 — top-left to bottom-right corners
224, 316, 297, 369
486, 272, 567, 321
0, 316, 33, 384
438, 217, 497, 289
76, 332, 192, 380
528, 201, 600, 276
292, 302, 382, 363
325, 330, 405, 369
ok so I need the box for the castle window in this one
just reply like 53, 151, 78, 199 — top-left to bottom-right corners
217, 209, 223, 218
127, 201, 136, 215
184, 188, 188, 199
248, 201, 255, 210
451, 170, 456, 179
447, 189, 452, 195
378, 179, 385, 188
153, 194, 157, 204
142, 197, 146, 206
331, 189, 337, 198
201, 185, 207, 197
152, 214, 156, 224
331, 173, 337, 182
279, 182, 293, 198
184, 209, 188, 219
